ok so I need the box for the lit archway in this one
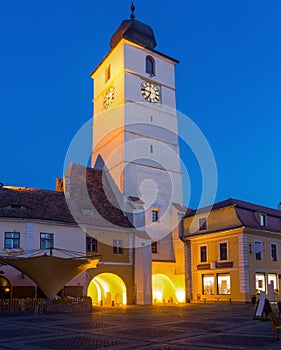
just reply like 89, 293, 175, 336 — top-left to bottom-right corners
87, 273, 127, 306
152, 274, 185, 304
0, 276, 11, 298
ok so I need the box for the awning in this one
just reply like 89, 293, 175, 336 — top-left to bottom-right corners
0, 253, 100, 298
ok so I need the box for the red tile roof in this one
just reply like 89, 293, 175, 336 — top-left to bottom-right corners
185, 198, 281, 234
0, 164, 133, 228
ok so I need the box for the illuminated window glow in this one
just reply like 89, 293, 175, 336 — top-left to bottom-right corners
217, 274, 231, 295
202, 275, 214, 295
255, 272, 265, 293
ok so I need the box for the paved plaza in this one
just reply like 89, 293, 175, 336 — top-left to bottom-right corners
0, 303, 280, 350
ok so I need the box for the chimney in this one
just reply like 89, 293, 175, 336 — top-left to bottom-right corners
278, 202, 281, 211
56, 178, 64, 192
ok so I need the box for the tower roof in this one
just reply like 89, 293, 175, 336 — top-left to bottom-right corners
110, 19, 157, 50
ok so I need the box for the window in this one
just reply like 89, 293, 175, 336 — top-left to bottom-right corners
152, 209, 159, 222
145, 56, 155, 75
40, 233, 54, 249
113, 240, 123, 254
202, 275, 214, 295
255, 272, 265, 293
259, 213, 266, 227
86, 236, 97, 252
198, 217, 207, 231
271, 243, 278, 261
150, 145, 153, 153
4, 232, 20, 249
268, 273, 278, 293
200, 245, 207, 263
219, 242, 228, 261
254, 240, 263, 261
105, 64, 111, 82
217, 274, 231, 295
151, 241, 158, 254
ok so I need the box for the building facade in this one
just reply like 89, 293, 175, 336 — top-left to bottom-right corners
0, 9, 186, 306
182, 198, 281, 303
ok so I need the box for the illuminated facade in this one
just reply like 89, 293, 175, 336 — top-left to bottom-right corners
0, 9, 186, 306
90, 9, 186, 304
182, 198, 281, 303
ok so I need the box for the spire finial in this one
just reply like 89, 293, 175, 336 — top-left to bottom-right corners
130, 1, 135, 19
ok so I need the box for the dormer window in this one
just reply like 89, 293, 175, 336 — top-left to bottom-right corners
145, 56, 155, 76
259, 213, 266, 227
198, 217, 207, 231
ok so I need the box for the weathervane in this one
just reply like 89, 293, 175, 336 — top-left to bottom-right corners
130, 0, 135, 19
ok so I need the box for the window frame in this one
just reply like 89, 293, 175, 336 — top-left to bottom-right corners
268, 273, 278, 293
40, 233, 54, 250
202, 274, 215, 295
198, 217, 207, 231
270, 243, 278, 262
217, 273, 231, 295
219, 241, 228, 261
259, 213, 267, 227
152, 209, 159, 222
254, 240, 263, 261
200, 245, 208, 263
105, 63, 111, 82
151, 241, 158, 254
145, 55, 155, 76
255, 272, 266, 293
4, 232, 20, 249
86, 236, 98, 253
113, 239, 123, 254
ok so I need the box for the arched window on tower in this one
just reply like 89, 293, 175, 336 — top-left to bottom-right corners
105, 64, 111, 82
146, 56, 155, 76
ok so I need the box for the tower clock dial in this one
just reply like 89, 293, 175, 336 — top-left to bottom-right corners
140, 81, 160, 103
104, 86, 115, 109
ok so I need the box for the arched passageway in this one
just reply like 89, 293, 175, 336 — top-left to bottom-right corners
152, 274, 185, 304
87, 273, 127, 306
0, 276, 11, 298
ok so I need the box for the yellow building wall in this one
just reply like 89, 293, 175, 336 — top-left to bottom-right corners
190, 230, 245, 302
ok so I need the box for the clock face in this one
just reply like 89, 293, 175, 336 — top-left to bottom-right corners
140, 81, 160, 103
104, 86, 115, 109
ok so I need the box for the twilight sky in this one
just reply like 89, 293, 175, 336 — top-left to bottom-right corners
0, 0, 280, 210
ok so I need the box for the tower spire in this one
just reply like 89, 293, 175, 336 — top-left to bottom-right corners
130, 1, 135, 19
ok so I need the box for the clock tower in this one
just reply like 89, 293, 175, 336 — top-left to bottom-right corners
91, 4, 185, 304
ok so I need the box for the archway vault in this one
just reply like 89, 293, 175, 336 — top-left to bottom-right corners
152, 273, 185, 304
88, 273, 127, 306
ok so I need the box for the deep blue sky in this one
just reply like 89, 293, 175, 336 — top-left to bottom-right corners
0, 1, 280, 209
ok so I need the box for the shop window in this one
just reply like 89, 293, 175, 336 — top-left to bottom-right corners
200, 245, 207, 263
40, 233, 54, 249
268, 273, 278, 293
271, 243, 278, 261
145, 56, 155, 75
202, 275, 214, 295
198, 217, 207, 231
219, 242, 228, 261
255, 272, 265, 293
86, 236, 97, 252
151, 241, 158, 254
4, 232, 20, 249
113, 240, 123, 254
217, 274, 231, 295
